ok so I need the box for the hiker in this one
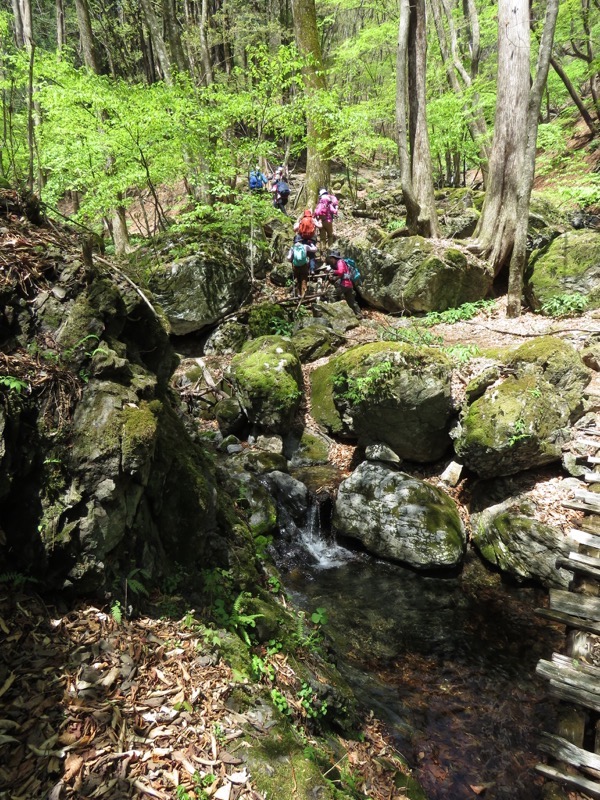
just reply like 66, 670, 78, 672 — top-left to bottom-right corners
272, 177, 291, 213
294, 209, 320, 242
287, 234, 317, 297
269, 165, 288, 186
248, 166, 267, 192
313, 188, 339, 250
293, 210, 320, 273
325, 249, 361, 318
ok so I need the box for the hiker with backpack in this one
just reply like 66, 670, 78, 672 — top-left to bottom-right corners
325, 249, 361, 318
287, 234, 317, 297
293, 210, 321, 273
248, 166, 268, 192
313, 188, 339, 250
272, 177, 291, 213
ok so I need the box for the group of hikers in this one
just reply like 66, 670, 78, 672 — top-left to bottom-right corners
248, 164, 361, 319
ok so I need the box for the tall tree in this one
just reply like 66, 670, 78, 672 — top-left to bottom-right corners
139, 0, 173, 83
291, 0, 330, 205
74, 0, 100, 72
471, 0, 530, 275
396, 0, 439, 236
507, 0, 560, 317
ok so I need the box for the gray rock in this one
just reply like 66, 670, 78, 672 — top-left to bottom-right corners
204, 320, 249, 355
311, 301, 359, 333
264, 470, 309, 524
150, 247, 252, 335
471, 488, 572, 588
364, 443, 401, 465
340, 236, 492, 314
334, 462, 465, 569
256, 435, 284, 455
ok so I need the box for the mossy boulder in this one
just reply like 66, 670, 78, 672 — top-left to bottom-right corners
333, 462, 466, 569
292, 324, 344, 362
471, 490, 571, 588
525, 229, 600, 312
454, 337, 590, 478
204, 320, 249, 354
505, 336, 590, 418
216, 465, 278, 540
149, 244, 252, 335
311, 342, 453, 462
342, 237, 492, 313
286, 429, 330, 467
453, 374, 570, 478
311, 301, 360, 333
229, 336, 303, 433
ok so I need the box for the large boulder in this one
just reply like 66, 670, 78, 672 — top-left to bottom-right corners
311, 342, 453, 462
149, 243, 252, 335
453, 337, 590, 478
342, 237, 492, 314
471, 483, 572, 588
333, 462, 465, 569
228, 336, 303, 433
525, 229, 600, 312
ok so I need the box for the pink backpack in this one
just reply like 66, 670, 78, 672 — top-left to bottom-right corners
314, 194, 337, 221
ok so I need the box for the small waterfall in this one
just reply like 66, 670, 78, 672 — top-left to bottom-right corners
273, 493, 353, 571
299, 496, 352, 569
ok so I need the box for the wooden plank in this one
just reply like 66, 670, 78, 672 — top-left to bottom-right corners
539, 731, 600, 772
563, 500, 600, 513
551, 653, 600, 680
545, 681, 600, 713
568, 551, 600, 569
556, 556, 600, 580
536, 763, 600, 799
535, 607, 600, 636
549, 589, 600, 622
588, 457, 600, 465
569, 529, 600, 549
537, 659, 600, 698
585, 473, 600, 484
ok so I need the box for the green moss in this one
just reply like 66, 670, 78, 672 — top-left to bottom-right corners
527, 230, 600, 310
311, 341, 450, 435
248, 303, 290, 338
121, 401, 160, 463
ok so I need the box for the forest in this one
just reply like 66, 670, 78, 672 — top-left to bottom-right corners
1, 0, 600, 799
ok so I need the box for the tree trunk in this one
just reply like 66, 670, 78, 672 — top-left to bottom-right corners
408, 0, 439, 237
56, 0, 65, 50
199, 0, 214, 85
549, 55, 597, 135
162, 0, 188, 73
472, 0, 530, 276
507, 0, 560, 317
291, 0, 330, 206
112, 200, 132, 256
18, 0, 32, 48
139, 0, 172, 83
11, 0, 24, 47
74, 0, 100, 71
396, 0, 420, 232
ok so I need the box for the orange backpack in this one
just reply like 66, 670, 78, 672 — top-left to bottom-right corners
298, 212, 316, 239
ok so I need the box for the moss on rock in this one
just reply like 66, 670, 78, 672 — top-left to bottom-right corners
229, 336, 303, 433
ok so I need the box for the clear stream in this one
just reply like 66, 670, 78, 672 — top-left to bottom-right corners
273, 499, 562, 800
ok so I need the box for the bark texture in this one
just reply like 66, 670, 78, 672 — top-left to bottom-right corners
291, 0, 330, 206
473, 0, 530, 275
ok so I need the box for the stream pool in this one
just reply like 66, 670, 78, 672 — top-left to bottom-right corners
273, 504, 562, 800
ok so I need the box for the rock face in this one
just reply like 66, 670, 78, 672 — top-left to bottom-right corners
333, 462, 465, 569
526, 229, 600, 312
0, 232, 249, 593
453, 337, 590, 478
149, 244, 252, 335
228, 336, 303, 433
471, 487, 572, 588
343, 237, 493, 314
311, 342, 453, 462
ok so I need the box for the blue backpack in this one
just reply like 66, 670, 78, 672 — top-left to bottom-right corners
249, 171, 264, 190
277, 180, 290, 199
292, 242, 308, 267
343, 257, 362, 285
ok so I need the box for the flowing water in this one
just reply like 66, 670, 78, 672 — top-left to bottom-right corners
273, 498, 563, 800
